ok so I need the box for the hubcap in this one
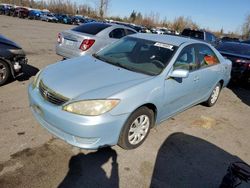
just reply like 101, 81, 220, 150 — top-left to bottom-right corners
211, 86, 220, 104
0, 62, 7, 82
128, 115, 150, 145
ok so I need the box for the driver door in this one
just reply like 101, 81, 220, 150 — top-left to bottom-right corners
159, 45, 201, 120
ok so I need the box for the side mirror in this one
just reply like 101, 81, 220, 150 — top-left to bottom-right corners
169, 69, 189, 78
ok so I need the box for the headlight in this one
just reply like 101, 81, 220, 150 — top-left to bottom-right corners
32, 70, 42, 89
63, 99, 120, 116
9, 49, 25, 55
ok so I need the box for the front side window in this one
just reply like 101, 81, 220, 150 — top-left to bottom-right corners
197, 44, 219, 68
94, 37, 177, 76
173, 45, 197, 71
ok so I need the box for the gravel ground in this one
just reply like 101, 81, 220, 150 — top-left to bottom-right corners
0, 15, 250, 188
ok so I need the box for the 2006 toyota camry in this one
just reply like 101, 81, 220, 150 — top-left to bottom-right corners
28, 34, 231, 150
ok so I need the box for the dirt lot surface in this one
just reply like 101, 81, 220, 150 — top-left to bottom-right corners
0, 16, 250, 188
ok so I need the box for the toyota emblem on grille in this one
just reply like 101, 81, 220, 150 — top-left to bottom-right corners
43, 90, 49, 99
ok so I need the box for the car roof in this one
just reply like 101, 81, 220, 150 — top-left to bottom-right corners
131, 33, 205, 46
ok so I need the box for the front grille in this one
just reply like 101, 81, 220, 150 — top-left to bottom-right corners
39, 80, 69, 105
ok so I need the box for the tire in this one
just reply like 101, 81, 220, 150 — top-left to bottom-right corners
118, 106, 154, 150
0, 60, 10, 86
204, 82, 221, 107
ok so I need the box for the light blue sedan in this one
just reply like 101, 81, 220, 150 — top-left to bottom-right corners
28, 34, 231, 149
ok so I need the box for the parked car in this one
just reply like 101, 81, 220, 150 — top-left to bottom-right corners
28, 9, 42, 20
56, 22, 137, 59
0, 35, 27, 86
0, 4, 14, 15
3, 4, 15, 16
55, 14, 72, 24
13, 7, 29, 18
29, 34, 231, 150
181, 28, 217, 46
40, 13, 58, 22
217, 42, 250, 83
72, 16, 87, 25
0, 4, 8, 14
242, 39, 250, 44
220, 37, 240, 43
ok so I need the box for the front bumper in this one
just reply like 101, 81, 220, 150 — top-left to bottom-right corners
28, 84, 129, 149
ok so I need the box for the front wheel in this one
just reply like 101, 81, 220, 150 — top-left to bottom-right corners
118, 106, 154, 150
0, 60, 10, 86
204, 82, 221, 107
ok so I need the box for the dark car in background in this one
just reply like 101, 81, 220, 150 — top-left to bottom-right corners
72, 16, 87, 25
55, 14, 72, 24
0, 4, 7, 14
0, 4, 14, 16
217, 42, 250, 83
28, 10, 42, 20
181, 28, 217, 46
0, 35, 27, 86
220, 37, 240, 43
13, 7, 29, 18
242, 40, 250, 44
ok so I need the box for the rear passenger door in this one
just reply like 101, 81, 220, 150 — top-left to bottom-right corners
194, 44, 221, 99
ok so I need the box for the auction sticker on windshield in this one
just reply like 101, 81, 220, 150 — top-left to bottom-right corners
154, 42, 174, 51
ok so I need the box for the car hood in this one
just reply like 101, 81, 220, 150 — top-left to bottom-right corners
0, 34, 21, 49
41, 55, 152, 99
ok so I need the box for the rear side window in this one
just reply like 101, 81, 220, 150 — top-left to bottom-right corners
72, 23, 111, 35
196, 44, 219, 68
109, 29, 126, 39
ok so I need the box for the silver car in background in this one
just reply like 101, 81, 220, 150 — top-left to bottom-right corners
56, 22, 137, 59
40, 13, 58, 22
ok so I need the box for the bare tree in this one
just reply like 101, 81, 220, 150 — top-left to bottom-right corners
242, 14, 250, 39
172, 16, 198, 32
97, 0, 110, 18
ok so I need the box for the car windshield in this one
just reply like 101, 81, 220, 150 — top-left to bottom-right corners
217, 43, 250, 56
93, 36, 177, 76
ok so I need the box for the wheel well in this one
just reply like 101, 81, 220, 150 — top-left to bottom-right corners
141, 103, 157, 126
219, 80, 224, 87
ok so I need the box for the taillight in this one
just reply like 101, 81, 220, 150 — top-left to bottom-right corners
235, 59, 250, 63
57, 33, 62, 43
79, 39, 95, 51
235, 59, 250, 69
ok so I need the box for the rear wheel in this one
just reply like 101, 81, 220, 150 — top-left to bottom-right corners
204, 82, 221, 107
118, 106, 154, 149
0, 60, 10, 86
